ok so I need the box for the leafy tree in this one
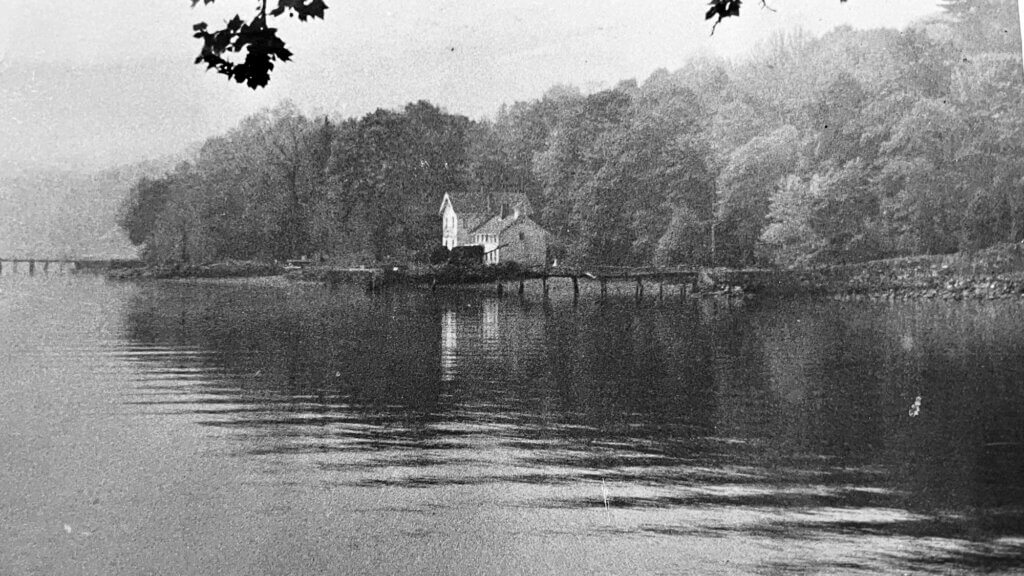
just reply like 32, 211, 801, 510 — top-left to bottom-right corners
811, 72, 868, 163
876, 97, 969, 254
119, 176, 176, 248
326, 101, 474, 260
129, 0, 1023, 271
761, 175, 824, 266
941, 0, 1021, 53
655, 205, 711, 266
807, 159, 889, 262
952, 53, 1024, 245
250, 103, 333, 258
533, 88, 618, 260
715, 125, 801, 265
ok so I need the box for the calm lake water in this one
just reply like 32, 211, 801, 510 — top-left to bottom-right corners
2, 274, 1023, 575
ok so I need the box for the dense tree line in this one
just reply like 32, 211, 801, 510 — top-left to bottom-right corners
122, 0, 1023, 268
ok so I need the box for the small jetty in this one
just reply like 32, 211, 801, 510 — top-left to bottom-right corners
0, 256, 143, 275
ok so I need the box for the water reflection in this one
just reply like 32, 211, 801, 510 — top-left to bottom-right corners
441, 309, 457, 381
116, 281, 1024, 573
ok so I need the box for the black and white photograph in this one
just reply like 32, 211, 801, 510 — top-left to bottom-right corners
2, 1, 1024, 573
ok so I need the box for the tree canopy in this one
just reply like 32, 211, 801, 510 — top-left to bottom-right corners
133, 0, 1023, 268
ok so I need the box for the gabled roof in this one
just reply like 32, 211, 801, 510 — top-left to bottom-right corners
459, 213, 489, 233
440, 192, 491, 216
471, 213, 544, 237
442, 192, 543, 236
452, 213, 483, 233
438, 193, 454, 216
469, 215, 510, 237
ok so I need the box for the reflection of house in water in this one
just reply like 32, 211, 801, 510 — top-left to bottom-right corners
481, 299, 500, 343
439, 299, 544, 384
441, 309, 458, 381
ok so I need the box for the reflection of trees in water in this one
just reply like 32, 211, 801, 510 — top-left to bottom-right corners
122, 284, 1024, 565
123, 282, 447, 446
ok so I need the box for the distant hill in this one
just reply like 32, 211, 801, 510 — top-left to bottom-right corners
0, 153, 194, 259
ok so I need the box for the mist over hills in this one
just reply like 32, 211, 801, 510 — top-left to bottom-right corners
0, 153, 194, 259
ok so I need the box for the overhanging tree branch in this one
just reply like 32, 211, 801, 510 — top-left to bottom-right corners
191, 0, 327, 88
193, 1, 851, 85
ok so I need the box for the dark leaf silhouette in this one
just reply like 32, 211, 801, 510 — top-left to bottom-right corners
706, 0, 743, 26
191, 0, 859, 86
191, 0, 326, 89
271, 0, 328, 21
707, 0, 849, 33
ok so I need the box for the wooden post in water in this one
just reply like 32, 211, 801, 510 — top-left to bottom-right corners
0, 260, 3, 275
635, 277, 643, 303
496, 283, 504, 297
542, 276, 549, 298
600, 278, 608, 299
518, 277, 525, 295
658, 282, 664, 302
572, 276, 579, 297
28, 260, 35, 275
43, 261, 49, 273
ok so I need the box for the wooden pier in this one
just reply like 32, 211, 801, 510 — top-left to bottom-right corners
0, 257, 143, 275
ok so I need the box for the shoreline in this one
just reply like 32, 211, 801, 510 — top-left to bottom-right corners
104, 243, 1024, 301
104, 260, 286, 281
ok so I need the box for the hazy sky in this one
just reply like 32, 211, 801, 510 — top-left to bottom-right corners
2, 0, 952, 172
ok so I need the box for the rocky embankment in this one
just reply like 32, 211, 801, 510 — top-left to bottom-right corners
105, 244, 1024, 302
753, 243, 1024, 301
